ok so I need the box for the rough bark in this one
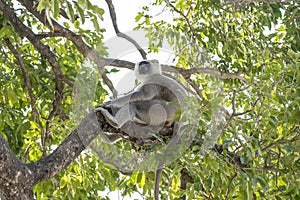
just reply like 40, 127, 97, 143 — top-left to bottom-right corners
0, 110, 174, 199
0, 112, 100, 199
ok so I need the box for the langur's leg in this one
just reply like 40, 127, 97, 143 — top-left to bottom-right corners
134, 100, 167, 126
121, 121, 159, 139
95, 107, 119, 128
114, 104, 136, 128
148, 103, 167, 126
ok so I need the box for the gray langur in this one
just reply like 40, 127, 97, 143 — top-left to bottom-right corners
98, 59, 186, 134
95, 60, 186, 200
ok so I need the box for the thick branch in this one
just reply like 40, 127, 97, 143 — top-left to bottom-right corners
0, 137, 34, 200
0, 111, 106, 199
28, 112, 101, 183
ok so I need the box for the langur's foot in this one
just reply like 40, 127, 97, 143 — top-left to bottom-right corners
94, 107, 119, 128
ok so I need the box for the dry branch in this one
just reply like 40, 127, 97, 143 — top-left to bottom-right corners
105, 0, 147, 59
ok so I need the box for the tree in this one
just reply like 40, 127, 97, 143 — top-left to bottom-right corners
0, 0, 299, 199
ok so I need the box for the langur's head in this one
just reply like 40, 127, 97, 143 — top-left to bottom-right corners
135, 60, 162, 81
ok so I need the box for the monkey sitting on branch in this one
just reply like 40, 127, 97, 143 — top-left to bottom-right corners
95, 59, 186, 142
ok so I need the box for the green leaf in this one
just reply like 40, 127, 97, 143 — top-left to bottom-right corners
91, 5, 104, 20
67, 2, 75, 22
171, 174, 180, 192
75, 2, 85, 24
53, 0, 60, 19
0, 26, 9, 38
0, 131, 8, 141
37, 0, 49, 12
45, 9, 53, 28
269, 115, 277, 125
91, 16, 100, 32
138, 172, 146, 188
131, 172, 138, 185
6, 89, 17, 108
135, 12, 143, 22
78, 0, 88, 10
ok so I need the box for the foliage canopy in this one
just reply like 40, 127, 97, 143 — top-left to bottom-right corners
0, 0, 299, 199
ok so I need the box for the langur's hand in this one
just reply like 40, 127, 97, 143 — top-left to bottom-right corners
102, 101, 112, 108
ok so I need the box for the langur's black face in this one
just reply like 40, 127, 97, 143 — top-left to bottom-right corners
138, 61, 151, 75
135, 60, 161, 81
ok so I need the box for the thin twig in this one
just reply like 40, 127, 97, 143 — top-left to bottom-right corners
222, 0, 292, 6
184, 75, 205, 100
161, 64, 248, 82
165, 0, 196, 40
105, 0, 147, 59
225, 173, 237, 200
4, 38, 45, 145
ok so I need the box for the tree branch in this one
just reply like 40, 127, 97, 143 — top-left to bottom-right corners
0, 136, 34, 199
0, 111, 102, 199
161, 64, 248, 82
15, 0, 247, 86
17, 0, 118, 97
3, 38, 42, 128
0, 1, 74, 154
225, 173, 237, 200
28, 112, 101, 183
165, 0, 197, 40
100, 60, 247, 84
182, 74, 205, 100
105, 0, 147, 60
222, 0, 293, 6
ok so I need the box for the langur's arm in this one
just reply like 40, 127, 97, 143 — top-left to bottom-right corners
110, 85, 160, 108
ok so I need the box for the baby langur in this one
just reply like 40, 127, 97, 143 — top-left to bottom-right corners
99, 59, 185, 131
